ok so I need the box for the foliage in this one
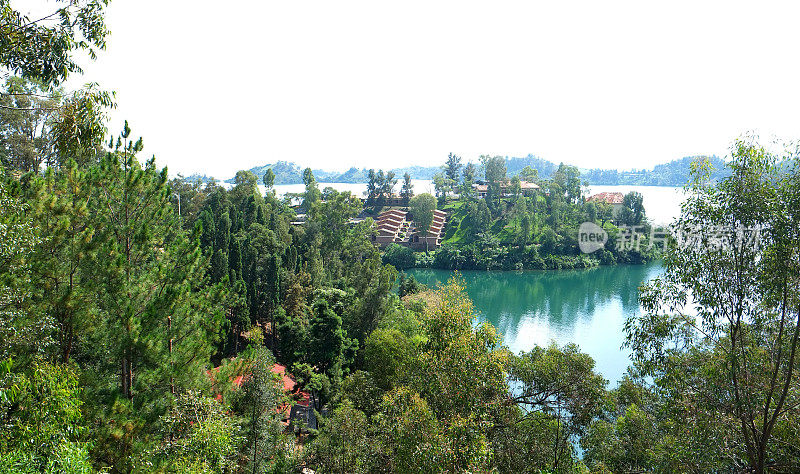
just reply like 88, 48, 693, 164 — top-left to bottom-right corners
506, 344, 607, 471
0, 179, 43, 360
0, 360, 92, 473
409, 193, 436, 237
137, 391, 240, 473
382, 243, 416, 270
0, 0, 110, 86
231, 345, 291, 474
625, 138, 800, 472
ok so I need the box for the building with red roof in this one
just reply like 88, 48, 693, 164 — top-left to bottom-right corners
587, 192, 625, 217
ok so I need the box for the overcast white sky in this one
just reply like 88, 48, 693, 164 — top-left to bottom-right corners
21, 1, 800, 178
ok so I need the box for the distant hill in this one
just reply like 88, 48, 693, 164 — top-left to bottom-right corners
581, 155, 728, 186
505, 155, 560, 178
180, 173, 218, 184
214, 155, 729, 187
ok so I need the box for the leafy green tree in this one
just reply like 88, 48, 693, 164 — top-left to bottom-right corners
441, 152, 462, 201
347, 256, 397, 344
0, 179, 41, 361
0, 77, 61, 172
551, 163, 582, 205
519, 165, 539, 182
618, 191, 646, 226
139, 391, 240, 473
314, 189, 363, 272
509, 175, 522, 199
308, 300, 347, 375
232, 346, 288, 474
230, 170, 260, 210
0, 0, 110, 87
169, 175, 211, 229
51, 84, 114, 167
262, 168, 275, 190
461, 162, 476, 200
470, 199, 491, 234
409, 193, 436, 245
382, 243, 415, 270
363, 328, 415, 390
444, 152, 462, 182
383, 170, 396, 199
291, 361, 331, 411
626, 140, 800, 473
366, 169, 378, 209
0, 361, 93, 473
518, 213, 532, 247
481, 155, 506, 212
432, 172, 447, 205
302, 167, 321, 216
506, 344, 607, 472
371, 387, 443, 473
375, 170, 388, 208
0, 77, 113, 173
410, 277, 508, 471
306, 402, 373, 473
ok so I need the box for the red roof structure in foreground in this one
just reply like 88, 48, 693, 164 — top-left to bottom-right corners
210, 362, 312, 425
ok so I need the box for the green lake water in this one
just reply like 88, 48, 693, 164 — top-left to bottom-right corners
406, 262, 664, 385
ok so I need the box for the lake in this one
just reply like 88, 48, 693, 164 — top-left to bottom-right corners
273, 180, 683, 384
406, 262, 665, 385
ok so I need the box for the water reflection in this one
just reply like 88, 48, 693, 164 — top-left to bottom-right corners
407, 262, 664, 383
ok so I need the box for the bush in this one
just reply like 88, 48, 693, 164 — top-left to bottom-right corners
398, 274, 423, 297
382, 243, 416, 270
598, 249, 616, 265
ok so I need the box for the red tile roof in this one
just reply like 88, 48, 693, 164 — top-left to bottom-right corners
588, 192, 625, 205
271, 363, 296, 393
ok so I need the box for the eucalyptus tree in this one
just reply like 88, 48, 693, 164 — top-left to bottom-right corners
302, 167, 321, 216
0, 77, 61, 172
626, 139, 800, 473
0, 0, 110, 87
504, 344, 606, 472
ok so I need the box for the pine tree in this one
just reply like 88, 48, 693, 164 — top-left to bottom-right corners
90, 122, 224, 402
27, 162, 102, 363
401, 172, 414, 206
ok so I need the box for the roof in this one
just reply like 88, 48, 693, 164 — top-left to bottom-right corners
271, 363, 296, 393
519, 181, 540, 190
588, 192, 625, 205
472, 180, 540, 192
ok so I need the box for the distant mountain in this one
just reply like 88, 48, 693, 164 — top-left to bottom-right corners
213, 155, 729, 187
